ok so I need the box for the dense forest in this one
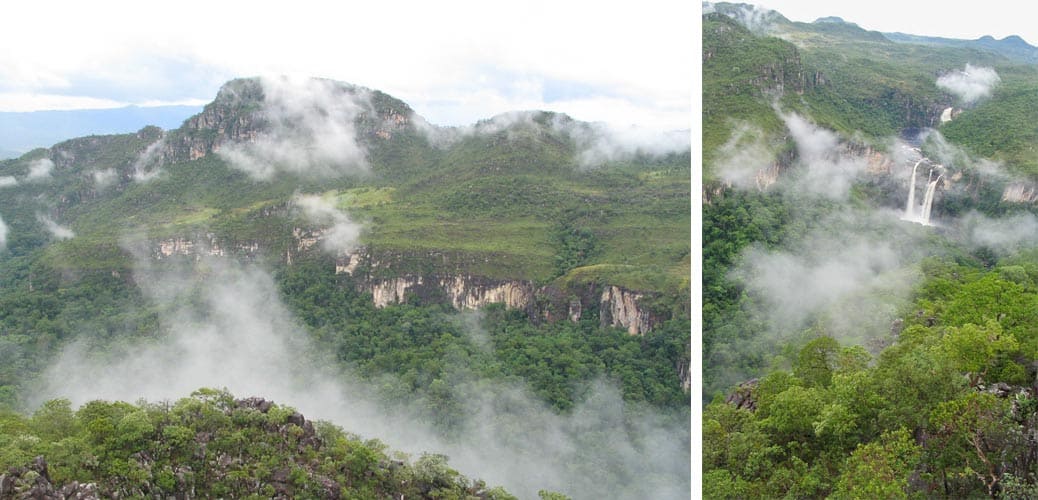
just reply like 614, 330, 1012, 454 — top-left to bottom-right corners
703, 3, 1038, 498
1, 389, 522, 498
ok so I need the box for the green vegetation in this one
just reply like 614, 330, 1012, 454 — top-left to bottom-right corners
703, 256, 1038, 498
0, 389, 517, 498
0, 76, 690, 498
702, 6, 1038, 497
702, 14, 794, 169
703, 7, 1038, 182
940, 67, 1038, 175
278, 257, 690, 416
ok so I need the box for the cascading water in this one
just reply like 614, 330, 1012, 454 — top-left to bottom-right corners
904, 160, 922, 218
920, 174, 942, 224
901, 160, 942, 226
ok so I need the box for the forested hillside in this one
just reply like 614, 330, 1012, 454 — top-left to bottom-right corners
0, 76, 691, 499
703, 3, 1038, 497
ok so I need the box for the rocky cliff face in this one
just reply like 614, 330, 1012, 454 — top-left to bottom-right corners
600, 286, 658, 335
1002, 182, 1038, 203
162, 79, 267, 164
152, 234, 262, 262
143, 231, 665, 334
159, 77, 418, 166
439, 275, 535, 311
336, 249, 662, 335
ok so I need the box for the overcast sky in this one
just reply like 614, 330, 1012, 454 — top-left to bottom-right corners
731, 0, 1038, 44
0, 0, 693, 131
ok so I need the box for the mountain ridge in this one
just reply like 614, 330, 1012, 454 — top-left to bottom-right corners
0, 104, 202, 159
0, 75, 691, 327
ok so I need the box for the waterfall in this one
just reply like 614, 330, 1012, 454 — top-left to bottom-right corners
920, 174, 942, 224
902, 160, 941, 226
904, 160, 922, 218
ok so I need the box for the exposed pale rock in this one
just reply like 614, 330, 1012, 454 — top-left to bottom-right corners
1003, 182, 1038, 203
439, 276, 534, 310
600, 285, 655, 335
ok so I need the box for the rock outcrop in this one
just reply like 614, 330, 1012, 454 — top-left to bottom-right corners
159, 77, 417, 166
161, 78, 267, 164
0, 456, 100, 499
337, 249, 663, 334
1002, 182, 1038, 203
145, 230, 665, 334
600, 286, 658, 335
725, 378, 760, 411
439, 276, 535, 311
152, 235, 262, 262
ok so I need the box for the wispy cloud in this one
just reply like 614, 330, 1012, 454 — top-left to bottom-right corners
567, 121, 691, 168
937, 64, 1001, 105
957, 210, 1038, 254
26, 158, 54, 181
218, 76, 372, 180
36, 213, 74, 240
0, 93, 127, 112
131, 138, 165, 182
782, 111, 869, 199
418, 110, 689, 168
292, 194, 363, 254
732, 209, 923, 342
92, 168, 118, 188
713, 122, 776, 189
0, 176, 16, 188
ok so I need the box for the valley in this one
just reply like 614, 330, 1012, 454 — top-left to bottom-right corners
703, 2, 1038, 497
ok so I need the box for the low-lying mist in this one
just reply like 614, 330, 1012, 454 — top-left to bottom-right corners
707, 111, 1038, 394
31, 244, 689, 499
416, 109, 691, 169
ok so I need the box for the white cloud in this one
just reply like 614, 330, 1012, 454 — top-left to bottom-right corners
293, 194, 363, 254
958, 211, 1038, 254
218, 76, 371, 180
936, 64, 1001, 105
781, 111, 869, 200
724, 2, 782, 33
131, 138, 166, 182
565, 121, 691, 168
92, 168, 118, 188
132, 98, 211, 108
713, 123, 777, 189
730, 208, 926, 346
420, 110, 689, 169
0, 1, 692, 131
26, 158, 54, 181
0, 176, 16, 188
37, 214, 74, 240
0, 93, 126, 112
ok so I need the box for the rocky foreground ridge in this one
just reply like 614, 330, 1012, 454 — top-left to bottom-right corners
0, 392, 512, 499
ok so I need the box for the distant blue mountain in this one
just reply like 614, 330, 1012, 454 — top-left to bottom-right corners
0, 105, 202, 159
883, 32, 1038, 64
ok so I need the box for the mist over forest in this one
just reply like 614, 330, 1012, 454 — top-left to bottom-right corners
0, 72, 691, 499
704, 3, 1038, 498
